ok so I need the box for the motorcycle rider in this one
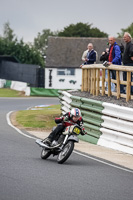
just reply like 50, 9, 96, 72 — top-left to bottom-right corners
45, 108, 86, 145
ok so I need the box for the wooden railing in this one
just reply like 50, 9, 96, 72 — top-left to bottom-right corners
81, 64, 133, 102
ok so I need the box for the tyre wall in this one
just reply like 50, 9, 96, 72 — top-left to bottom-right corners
58, 90, 133, 155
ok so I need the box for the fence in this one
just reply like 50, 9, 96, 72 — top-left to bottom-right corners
58, 90, 133, 155
81, 64, 133, 102
0, 61, 44, 87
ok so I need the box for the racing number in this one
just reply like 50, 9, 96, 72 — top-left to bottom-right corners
73, 127, 81, 134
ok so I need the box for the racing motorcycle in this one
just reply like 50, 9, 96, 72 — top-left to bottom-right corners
36, 123, 84, 164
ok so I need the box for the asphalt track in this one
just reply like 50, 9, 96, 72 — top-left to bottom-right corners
0, 97, 133, 200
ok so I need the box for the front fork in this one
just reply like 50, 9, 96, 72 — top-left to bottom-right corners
60, 134, 78, 151
63, 134, 79, 145
63, 135, 69, 145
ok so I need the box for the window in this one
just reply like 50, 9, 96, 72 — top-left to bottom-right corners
57, 68, 75, 76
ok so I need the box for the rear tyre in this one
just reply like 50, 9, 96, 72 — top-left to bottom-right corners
57, 141, 74, 164
41, 149, 51, 159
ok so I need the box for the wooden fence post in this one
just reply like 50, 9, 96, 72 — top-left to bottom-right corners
102, 69, 105, 96
88, 69, 91, 92
84, 69, 88, 91
126, 71, 131, 102
108, 70, 111, 96
96, 69, 100, 96
81, 69, 84, 92
90, 69, 93, 94
93, 69, 96, 95
116, 71, 120, 99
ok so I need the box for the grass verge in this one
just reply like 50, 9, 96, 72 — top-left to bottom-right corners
15, 104, 61, 131
0, 88, 25, 97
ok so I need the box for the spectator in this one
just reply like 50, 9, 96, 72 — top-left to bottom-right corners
100, 48, 109, 90
123, 32, 133, 94
81, 43, 97, 67
100, 48, 109, 62
108, 36, 124, 93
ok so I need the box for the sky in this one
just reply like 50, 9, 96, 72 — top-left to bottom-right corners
0, 0, 133, 43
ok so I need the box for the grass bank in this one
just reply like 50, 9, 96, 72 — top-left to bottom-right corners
15, 104, 61, 131
0, 88, 25, 97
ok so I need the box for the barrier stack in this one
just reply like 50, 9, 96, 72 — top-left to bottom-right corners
58, 90, 133, 155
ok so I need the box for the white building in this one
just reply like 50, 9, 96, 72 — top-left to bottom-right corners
45, 67, 82, 89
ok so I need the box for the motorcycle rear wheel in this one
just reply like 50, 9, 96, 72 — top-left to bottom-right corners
57, 141, 74, 164
41, 149, 51, 159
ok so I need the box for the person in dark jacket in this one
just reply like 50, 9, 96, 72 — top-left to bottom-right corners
45, 108, 86, 145
80, 43, 96, 67
100, 48, 109, 62
123, 32, 133, 94
100, 48, 109, 91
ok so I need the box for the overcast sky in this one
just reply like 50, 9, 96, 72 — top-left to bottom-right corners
0, 0, 133, 43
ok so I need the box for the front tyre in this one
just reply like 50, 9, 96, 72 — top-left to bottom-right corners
41, 149, 51, 159
57, 141, 74, 164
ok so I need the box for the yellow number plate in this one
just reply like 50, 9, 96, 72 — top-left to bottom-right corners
73, 127, 81, 134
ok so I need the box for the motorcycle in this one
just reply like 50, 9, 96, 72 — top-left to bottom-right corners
36, 123, 84, 164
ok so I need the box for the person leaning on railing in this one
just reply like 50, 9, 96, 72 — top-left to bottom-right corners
107, 36, 124, 93
100, 48, 109, 63
123, 32, 133, 94
80, 43, 97, 67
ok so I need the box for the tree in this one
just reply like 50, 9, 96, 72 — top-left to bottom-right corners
58, 22, 108, 37
0, 22, 45, 67
0, 38, 44, 67
117, 23, 133, 38
34, 29, 57, 57
3, 21, 16, 42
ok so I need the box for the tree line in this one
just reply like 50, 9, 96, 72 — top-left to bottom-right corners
0, 21, 133, 68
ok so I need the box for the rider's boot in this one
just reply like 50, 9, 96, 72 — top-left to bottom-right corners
43, 138, 52, 145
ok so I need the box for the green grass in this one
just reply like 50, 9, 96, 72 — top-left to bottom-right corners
16, 104, 61, 130
0, 88, 24, 97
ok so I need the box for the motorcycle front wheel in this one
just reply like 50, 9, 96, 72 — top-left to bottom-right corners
41, 149, 51, 159
57, 141, 74, 164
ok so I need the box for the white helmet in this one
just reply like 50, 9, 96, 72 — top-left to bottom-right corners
71, 108, 81, 117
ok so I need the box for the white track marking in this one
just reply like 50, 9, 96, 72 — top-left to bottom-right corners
7, 111, 36, 139
73, 151, 133, 173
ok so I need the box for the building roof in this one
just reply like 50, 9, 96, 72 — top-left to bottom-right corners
45, 36, 124, 68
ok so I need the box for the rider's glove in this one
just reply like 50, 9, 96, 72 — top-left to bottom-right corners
81, 127, 87, 135
55, 117, 63, 124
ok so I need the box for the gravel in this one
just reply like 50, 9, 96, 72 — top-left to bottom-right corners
69, 90, 133, 108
